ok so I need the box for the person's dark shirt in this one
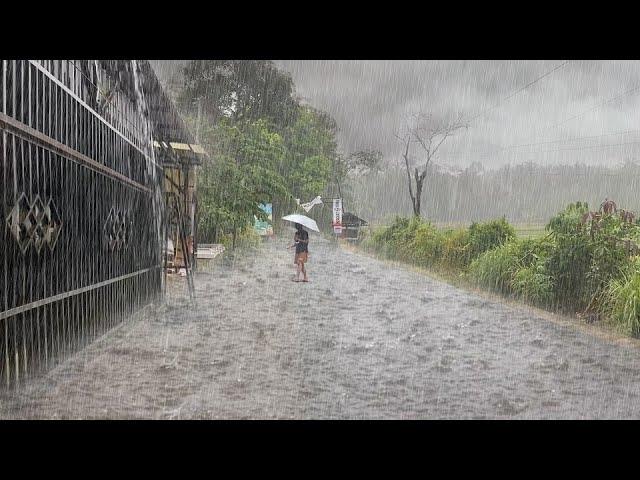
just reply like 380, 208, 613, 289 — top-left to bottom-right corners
295, 230, 309, 253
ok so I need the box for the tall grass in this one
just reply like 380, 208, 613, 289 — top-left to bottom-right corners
365, 217, 514, 274
468, 242, 521, 295
360, 205, 640, 337
511, 264, 554, 306
600, 258, 640, 336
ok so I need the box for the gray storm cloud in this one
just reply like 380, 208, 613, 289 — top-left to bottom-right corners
152, 60, 640, 170
274, 60, 640, 170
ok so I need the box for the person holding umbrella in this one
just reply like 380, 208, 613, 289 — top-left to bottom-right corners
288, 223, 309, 282
282, 214, 319, 282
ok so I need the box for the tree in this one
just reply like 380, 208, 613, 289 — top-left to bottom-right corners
177, 62, 346, 239
270, 105, 341, 231
397, 113, 467, 217
347, 149, 383, 175
179, 60, 299, 131
196, 118, 289, 247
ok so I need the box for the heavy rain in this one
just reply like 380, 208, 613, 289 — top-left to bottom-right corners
2, 59, 640, 419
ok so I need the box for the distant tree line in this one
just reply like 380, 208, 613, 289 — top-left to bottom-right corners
348, 160, 640, 226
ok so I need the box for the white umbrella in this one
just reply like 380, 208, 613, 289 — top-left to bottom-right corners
282, 214, 320, 232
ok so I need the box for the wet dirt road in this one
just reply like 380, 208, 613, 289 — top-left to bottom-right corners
2, 236, 640, 419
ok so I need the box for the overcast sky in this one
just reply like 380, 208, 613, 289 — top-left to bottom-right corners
274, 60, 640, 171
152, 60, 640, 171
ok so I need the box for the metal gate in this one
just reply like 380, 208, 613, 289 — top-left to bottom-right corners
0, 60, 164, 387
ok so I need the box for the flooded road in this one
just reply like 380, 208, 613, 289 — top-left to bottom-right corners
2, 235, 640, 419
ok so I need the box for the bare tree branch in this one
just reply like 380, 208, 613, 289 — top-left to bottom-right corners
399, 112, 470, 216
399, 133, 416, 208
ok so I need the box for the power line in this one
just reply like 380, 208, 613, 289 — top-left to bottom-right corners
542, 83, 640, 132
440, 139, 640, 160
518, 139, 640, 155
466, 61, 570, 124
442, 128, 640, 158
451, 63, 640, 164
385, 165, 640, 177
499, 128, 640, 150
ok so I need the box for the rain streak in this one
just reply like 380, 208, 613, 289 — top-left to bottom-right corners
2, 59, 640, 419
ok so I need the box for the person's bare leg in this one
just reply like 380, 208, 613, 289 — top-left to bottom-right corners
296, 260, 302, 281
301, 262, 307, 282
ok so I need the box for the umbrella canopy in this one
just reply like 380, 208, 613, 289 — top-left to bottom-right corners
282, 214, 320, 232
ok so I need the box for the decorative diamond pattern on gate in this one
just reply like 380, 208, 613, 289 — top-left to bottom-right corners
104, 207, 131, 251
45, 199, 63, 251
5, 193, 63, 254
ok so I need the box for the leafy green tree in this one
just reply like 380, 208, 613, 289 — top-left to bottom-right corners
196, 119, 289, 246
179, 60, 298, 131
178, 62, 347, 239
282, 106, 337, 193
271, 105, 341, 231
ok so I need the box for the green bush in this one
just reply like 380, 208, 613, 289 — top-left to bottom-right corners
361, 225, 382, 251
467, 217, 515, 260
359, 202, 640, 339
468, 241, 522, 294
545, 203, 630, 311
409, 222, 443, 267
585, 237, 628, 310
544, 233, 593, 310
600, 258, 640, 336
512, 263, 554, 307
363, 223, 392, 253
468, 237, 552, 297
360, 229, 377, 251
546, 201, 589, 235
366, 216, 426, 262
357, 226, 371, 244
391, 217, 422, 262
365, 216, 519, 274
367, 216, 411, 258
440, 228, 471, 270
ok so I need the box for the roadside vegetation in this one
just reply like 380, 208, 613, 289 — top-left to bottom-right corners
175, 61, 380, 248
174, 61, 336, 247
361, 202, 640, 337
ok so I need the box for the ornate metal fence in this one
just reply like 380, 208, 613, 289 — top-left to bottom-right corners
0, 60, 165, 387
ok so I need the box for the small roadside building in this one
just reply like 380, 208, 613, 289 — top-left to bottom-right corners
340, 212, 368, 241
143, 71, 207, 271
